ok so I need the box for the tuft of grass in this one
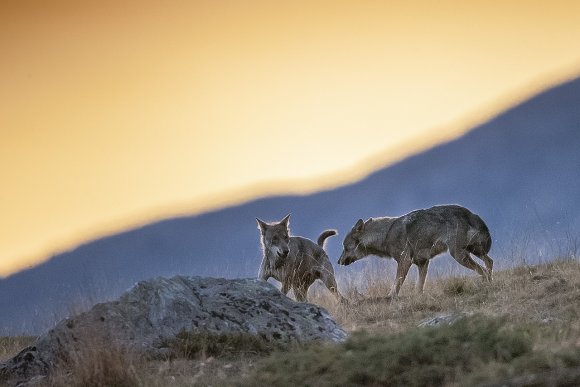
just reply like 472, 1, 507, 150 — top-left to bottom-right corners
40, 346, 141, 387
441, 276, 478, 297
37, 332, 141, 387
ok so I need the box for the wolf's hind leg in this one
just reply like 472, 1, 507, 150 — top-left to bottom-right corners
471, 253, 494, 281
450, 248, 490, 281
468, 245, 494, 281
481, 254, 494, 280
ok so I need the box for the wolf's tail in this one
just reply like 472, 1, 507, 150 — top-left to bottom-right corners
317, 229, 337, 248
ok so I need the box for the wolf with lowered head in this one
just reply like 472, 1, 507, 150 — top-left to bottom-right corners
257, 214, 346, 303
338, 205, 493, 299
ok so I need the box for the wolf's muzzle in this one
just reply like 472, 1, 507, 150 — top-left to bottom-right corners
338, 253, 353, 266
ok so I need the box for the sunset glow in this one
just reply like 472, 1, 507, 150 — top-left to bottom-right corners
1, 0, 579, 276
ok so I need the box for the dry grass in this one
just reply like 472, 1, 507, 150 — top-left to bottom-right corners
4, 257, 580, 386
36, 333, 142, 387
139, 356, 260, 387
0, 336, 36, 362
311, 257, 580, 337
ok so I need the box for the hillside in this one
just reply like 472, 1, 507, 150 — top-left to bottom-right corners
1, 77, 579, 335
3, 258, 580, 386
250, 257, 580, 387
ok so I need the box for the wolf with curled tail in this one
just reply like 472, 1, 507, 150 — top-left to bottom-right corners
338, 205, 493, 299
257, 214, 346, 303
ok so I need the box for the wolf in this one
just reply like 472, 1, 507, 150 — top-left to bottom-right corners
257, 214, 346, 303
338, 205, 493, 298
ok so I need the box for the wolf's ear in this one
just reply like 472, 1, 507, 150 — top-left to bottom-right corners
256, 218, 268, 234
280, 213, 291, 228
354, 218, 364, 232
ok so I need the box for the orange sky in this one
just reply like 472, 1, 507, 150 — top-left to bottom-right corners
1, 0, 579, 277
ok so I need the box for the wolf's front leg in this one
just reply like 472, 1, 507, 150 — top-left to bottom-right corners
388, 255, 412, 299
258, 256, 271, 280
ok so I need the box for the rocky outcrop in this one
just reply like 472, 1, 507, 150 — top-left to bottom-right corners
417, 312, 471, 328
1, 276, 346, 384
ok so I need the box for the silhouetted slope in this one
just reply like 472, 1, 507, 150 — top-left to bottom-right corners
1, 77, 579, 335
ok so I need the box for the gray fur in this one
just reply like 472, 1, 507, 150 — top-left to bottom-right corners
257, 215, 345, 303
317, 230, 337, 247
338, 205, 493, 298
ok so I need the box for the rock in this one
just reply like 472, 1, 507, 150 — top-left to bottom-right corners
417, 312, 471, 328
484, 366, 580, 387
541, 316, 559, 324
1, 276, 346, 384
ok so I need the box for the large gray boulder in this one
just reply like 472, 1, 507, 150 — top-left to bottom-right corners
1, 276, 346, 383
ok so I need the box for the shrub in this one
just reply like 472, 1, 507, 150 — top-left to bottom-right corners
441, 277, 478, 297
245, 316, 532, 387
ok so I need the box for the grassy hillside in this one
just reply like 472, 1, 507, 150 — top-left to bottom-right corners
256, 257, 580, 386
3, 258, 580, 386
